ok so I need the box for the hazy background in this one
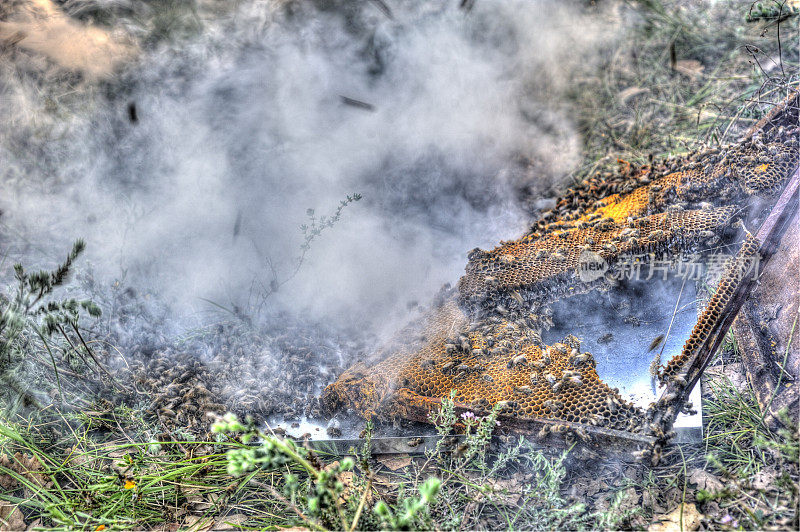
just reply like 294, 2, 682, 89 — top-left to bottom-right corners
0, 0, 622, 336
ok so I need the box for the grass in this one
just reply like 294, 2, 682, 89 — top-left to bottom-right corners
0, 397, 642, 531
565, 0, 799, 184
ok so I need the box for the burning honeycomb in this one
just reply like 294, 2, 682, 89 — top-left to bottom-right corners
323, 113, 799, 439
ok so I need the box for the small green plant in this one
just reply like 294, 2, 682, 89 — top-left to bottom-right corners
0, 240, 101, 406
373, 477, 441, 530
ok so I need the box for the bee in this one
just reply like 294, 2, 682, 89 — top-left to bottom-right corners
552, 424, 568, 434
530, 373, 540, 385
648, 334, 665, 352
537, 425, 551, 438
570, 352, 593, 367
407, 437, 424, 448
421, 359, 435, 368
552, 381, 564, 394
441, 361, 456, 372
445, 342, 458, 354
495, 400, 517, 411
586, 413, 603, 426
648, 229, 665, 240
551, 344, 567, 355
698, 230, 716, 239
544, 373, 557, 387
586, 237, 595, 245
551, 252, 567, 262
500, 254, 516, 264
649, 424, 665, 439
509, 354, 528, 368
562, 370, 581, 379
650, 445, 663, 466
535, 250, 550, 260
631, 449, 647, 461
471, 398, 489, 410
598, 332, 614, 344
660, 392, 677, 403
515, 385, 533, 394
602, 243, 618, 253
509, 290, 525, 305
605, 396, 618, 414
575, 427, 591, 443
455, 364, 473, 373
566, 375, 583, 387
480, 374, 494, 383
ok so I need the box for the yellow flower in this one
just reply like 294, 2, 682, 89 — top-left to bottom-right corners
95, 525, 106, 531
123, 480, 136, 490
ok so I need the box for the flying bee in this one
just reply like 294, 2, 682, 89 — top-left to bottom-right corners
648, 334, 665, 352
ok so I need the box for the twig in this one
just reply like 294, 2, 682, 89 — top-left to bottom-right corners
249, 480, 326, 531
349, 476, 373, 532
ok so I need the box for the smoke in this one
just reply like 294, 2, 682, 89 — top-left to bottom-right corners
0, 0, 621, 335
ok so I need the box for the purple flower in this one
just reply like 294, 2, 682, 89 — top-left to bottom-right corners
720, 515, 733, 525
461, 411, 476, 420
495, 420, 501, 426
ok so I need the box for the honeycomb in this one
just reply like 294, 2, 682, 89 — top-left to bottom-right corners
660, 233, 761, 380
323, 119, 799, 438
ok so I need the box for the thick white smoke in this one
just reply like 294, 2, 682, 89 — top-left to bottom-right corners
0, 0, 621, 335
